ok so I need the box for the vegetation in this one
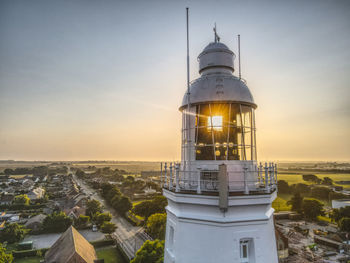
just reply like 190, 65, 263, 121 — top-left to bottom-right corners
100, 183, 132, 217
0, 243, 13, 263
96, 246, 126, 263
86, 199, 103, 217
74, 215, 90, 229
132, 196, 167, 220
94, 212, 112, 227
100, 222, 117, 234
131, 240, 164, 263
42, 212, 72, 233
287, 192, 303, 214
146, 213, 166, 240
13, 195, 30, 206
301, 199, 325, 221
0, 223, 27, 244
339, 217, 350, 232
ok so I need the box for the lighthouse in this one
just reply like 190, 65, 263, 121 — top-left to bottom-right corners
161, 26, 279, 263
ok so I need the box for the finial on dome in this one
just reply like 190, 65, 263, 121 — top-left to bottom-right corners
213, 23, 220, 43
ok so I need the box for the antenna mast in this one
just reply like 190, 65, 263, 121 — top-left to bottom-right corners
238, 34, 241, 79
186, 7, 191, 172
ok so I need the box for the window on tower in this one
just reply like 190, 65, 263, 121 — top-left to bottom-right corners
194, 103, 257, 161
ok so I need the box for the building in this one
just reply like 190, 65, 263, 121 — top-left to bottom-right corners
44, 226, 97, 263
24, 214, 47, 232
162, 31, 278, 263
27, 187, 45, 200
0, 194, 14, 205
332, 199, 350, 209
64, 206, 86, 220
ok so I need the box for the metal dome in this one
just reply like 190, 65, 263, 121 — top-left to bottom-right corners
180, 41, 256, 110
180, 74, 256, 110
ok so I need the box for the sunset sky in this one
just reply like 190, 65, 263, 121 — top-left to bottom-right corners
0, 0, 349, 162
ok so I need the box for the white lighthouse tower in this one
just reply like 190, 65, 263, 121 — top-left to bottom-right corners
161, 27, 279, 263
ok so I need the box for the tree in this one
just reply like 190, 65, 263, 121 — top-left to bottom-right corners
100, 222, 117, 234
94, 212, 112, 227
0, 243, 13, 263
302, 199, 324, 221
75, 169, 86, 178
277, 180, 290, 194
302, 174, 321, 184
322, 177, 333, 185
290, 183, 310, 195
310, 186, 331, 200
74, 215, 90, 229
0, 223, 26, 244
131, 240, 164, 263
287, 192, 303, 214
86, 199, 103, 217
146, 213, 166, 240
113, 196, 132, 215
3, 169, 13, 176
13, 194, 30, 206
133, 196, 167, 220
339, 217, 350, 232
42, 212, 72, 233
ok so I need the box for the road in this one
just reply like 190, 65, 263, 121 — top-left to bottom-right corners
71, 169, 150, 259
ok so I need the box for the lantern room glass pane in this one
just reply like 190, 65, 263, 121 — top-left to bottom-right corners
195, 103, 256, 161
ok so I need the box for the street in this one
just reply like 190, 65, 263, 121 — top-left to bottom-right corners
72, 171, 148, 259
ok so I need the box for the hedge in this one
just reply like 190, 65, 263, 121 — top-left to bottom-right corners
12, 248, 49, 258
90, 239, 114, 248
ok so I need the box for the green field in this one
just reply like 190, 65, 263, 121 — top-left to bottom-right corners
278, 173, 350, 189
96, 246, 126, 263
14, 256, 43, 263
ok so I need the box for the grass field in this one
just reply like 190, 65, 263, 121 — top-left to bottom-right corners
96, 246, 126, 263
14, 256, 43, 263
278, 173, 350, 189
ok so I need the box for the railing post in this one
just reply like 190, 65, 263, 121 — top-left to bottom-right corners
265, 162, 270, 193
175, 163, 180, 192
244, 165, 249, 194
275, 163, 278, 187
160, 162, 163, 188
164, 162, 168, 188
259, 162, 263, 185
169, 162, 173, 190
197, 169, 201, 194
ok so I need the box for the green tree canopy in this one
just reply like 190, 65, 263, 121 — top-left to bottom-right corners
42, 212, 72, 233
146, 213, 166, 240
277, 180, 290, 194
0, 243, 13, 263
0, 223, 27, 244
133, 196, 167, 220
94, 212, 112, 227
302, 199, 325, 221
74, 215, 90, 229
339, 217, 350, 232
131, 240, 164, 263
322, 177, 333, 185
100, 222, 117, 234
13, 194, 30, 206
86, 199, 103, 217
113, 196, 132, 215
287, 192, 303, 214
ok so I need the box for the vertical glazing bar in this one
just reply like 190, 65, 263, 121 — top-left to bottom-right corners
253, 110, 257, 161
250, 108, 253, 161
175, 163, 180, 192
239, 104, 246, 160
209, 103, 216, 160
164, 162, 168, 188
169, 163, 173, 190
226, 103, 231, 161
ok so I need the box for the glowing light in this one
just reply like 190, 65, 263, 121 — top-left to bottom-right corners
208, 116, 223, 131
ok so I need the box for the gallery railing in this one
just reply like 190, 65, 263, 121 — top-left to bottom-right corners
160, 162, 277, 195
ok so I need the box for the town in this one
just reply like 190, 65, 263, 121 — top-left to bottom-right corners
0, 161, 350, 262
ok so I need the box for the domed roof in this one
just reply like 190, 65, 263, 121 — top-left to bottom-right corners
198, 42, 235, 74
180, 74, 256, 110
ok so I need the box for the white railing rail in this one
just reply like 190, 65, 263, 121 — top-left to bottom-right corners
160, 162, 277, 194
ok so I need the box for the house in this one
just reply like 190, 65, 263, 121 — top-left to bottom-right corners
25, 214, 47, 232
44, 226, 97, 263
67, 193, 87, 209
0, 194, 14, 205
27, 187, 45, 200
64, 206, 85, 220
22, 179, 35, 189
